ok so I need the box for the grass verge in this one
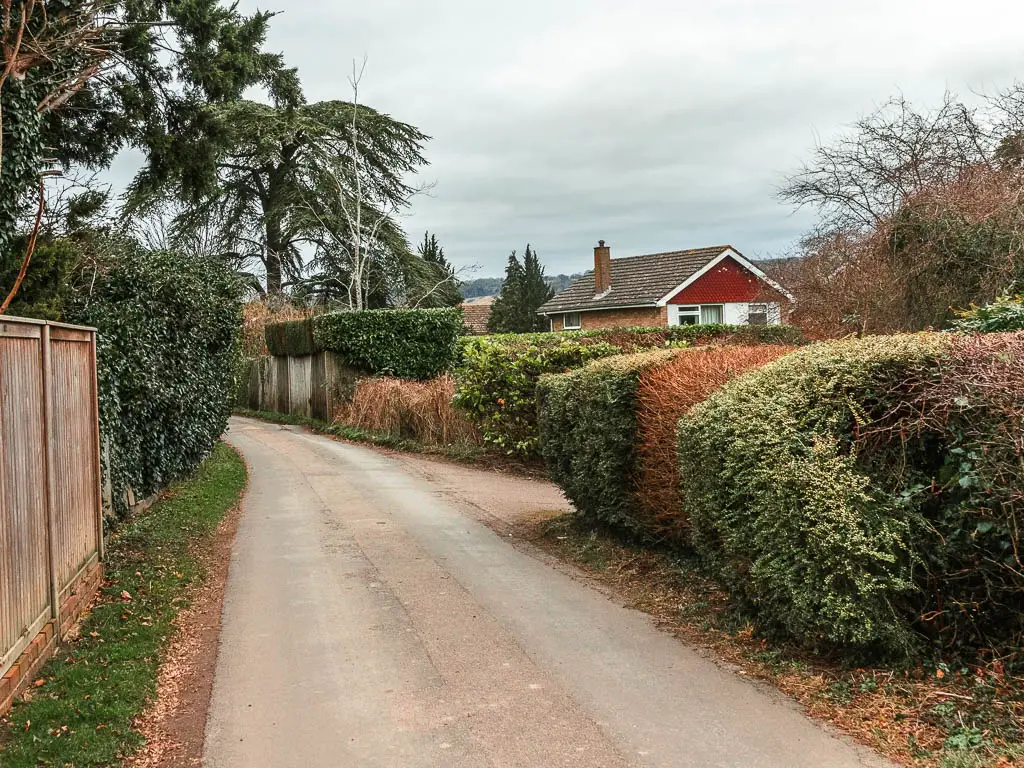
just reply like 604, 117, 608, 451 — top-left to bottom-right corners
0, 442, 247, 767
523, 514, 1024, 768
234, 408, 546, 477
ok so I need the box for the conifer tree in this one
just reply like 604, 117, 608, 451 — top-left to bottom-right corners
487, 245, 553, 333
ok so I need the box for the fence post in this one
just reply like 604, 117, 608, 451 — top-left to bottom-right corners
89, 331, 104, 561
39, 324, 60, 631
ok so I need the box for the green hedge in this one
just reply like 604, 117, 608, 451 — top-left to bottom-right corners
265, 318, 317, 356
65, 246, 242, 519
312, 307, 463, 380
453, 335, 621, 455
677, 333, 1024, 660
537, 350, 678, 531
453, 324, 802, 457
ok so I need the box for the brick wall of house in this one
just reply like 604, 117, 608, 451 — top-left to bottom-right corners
550, 306, 667, 331
0, 559, 103, 716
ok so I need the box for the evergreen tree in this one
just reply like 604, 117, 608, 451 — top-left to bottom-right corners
487, 245, 553, 333
407, 231, 461, 307
487, 250, 525, 333
522, 245, 555, 331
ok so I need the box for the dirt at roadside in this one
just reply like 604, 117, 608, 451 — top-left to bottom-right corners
126, 497, 245, 768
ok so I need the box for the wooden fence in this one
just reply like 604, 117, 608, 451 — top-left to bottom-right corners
0, 316, 103, 681
240, 351, 357, 421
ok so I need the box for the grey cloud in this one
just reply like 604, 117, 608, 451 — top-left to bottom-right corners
232, 1, 1024, 275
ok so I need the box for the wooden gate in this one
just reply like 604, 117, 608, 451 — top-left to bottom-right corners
0, 316, 102, 679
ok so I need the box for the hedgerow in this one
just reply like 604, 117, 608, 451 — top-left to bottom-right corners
633, 346, 795, 541
537, 350, 679, 531
310, 307, 463, 380
66, 246, 242, 519
265, 317, 317, 356
453, 334, 621, 455
677, 333, 1024, 660
453, 324, 803, 456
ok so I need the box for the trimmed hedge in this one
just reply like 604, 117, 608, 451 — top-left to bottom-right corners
66, 246, 243, 519
537, 350, 679, 531
677, 333, 1024, 660
313, 308, 462, 379
265, 318, 317, 356
454, 324, 803, 457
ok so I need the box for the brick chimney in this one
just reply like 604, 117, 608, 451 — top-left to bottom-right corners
594, 240, 611, 294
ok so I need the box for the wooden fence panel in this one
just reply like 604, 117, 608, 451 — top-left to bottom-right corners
47, 331, 101, 595
0, 324, 50, 674
0, 318, 101, 679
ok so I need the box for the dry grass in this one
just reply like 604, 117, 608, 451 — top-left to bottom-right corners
634, 345, 794, 541
335, 375, 482, 447
522, 514, 1024, 768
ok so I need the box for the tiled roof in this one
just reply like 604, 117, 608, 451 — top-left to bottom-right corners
538, 246, 733, 314
459, 300, 492, 335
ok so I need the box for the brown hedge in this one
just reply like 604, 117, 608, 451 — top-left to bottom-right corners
634, 345, 795, 542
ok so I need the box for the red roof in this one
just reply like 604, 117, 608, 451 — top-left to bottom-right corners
668, 257, 779, 304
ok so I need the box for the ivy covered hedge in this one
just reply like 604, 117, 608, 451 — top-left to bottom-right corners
264, 308, 463, 380
537, 350, 679, 531
265, 318, 317, 356
66, 246, 242, 519
677, 332, 1024, 660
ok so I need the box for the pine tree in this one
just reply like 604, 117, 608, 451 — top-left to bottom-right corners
408, 231, 461, 307
521, 245, 555, 331
487, 245, 553, 333
487, 250, 525, 333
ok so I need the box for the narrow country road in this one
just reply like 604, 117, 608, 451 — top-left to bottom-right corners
205, 417, 891, 768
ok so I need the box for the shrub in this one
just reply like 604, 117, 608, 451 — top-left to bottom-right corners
453, 334, 620, 455
537, 350, 679, 531
242, 301, 312, 358
951, 293, 1024, 332
335, 375, 481, 446
634, 346, 795, 541
312, 307, 463, 379
677, 332, 1024, 660
264, 317, 317, 356
65, 246, 242, 519
453, 324, 802, 457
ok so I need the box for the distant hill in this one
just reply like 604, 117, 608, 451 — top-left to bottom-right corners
460, 273, 582, 300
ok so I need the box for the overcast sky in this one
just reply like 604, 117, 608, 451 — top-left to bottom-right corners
229, 1, 1023, 277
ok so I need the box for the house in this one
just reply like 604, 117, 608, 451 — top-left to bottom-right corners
459, 296, 494, 335
539, 241, 792, 331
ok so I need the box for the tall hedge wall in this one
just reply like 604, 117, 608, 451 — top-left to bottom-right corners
66, 247, 243, 519
537, 350, 679, 531
677, 332, 1024, 660
263, 308, 463, 380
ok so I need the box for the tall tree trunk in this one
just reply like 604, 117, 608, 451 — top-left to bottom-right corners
265, 216, 284, 295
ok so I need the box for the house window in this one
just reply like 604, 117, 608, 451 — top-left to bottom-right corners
748, 304, 768, 326
563, 312, 582, 330
700, 305, 724, 324
676, 306, 700, 325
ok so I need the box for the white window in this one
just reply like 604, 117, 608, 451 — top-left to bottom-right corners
700, 305, 724, 325
676, 306, 700, 325
563, 312, 582, 330
747, 304, 768, 326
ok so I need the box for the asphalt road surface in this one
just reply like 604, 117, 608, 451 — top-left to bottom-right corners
205, 416, 891, 768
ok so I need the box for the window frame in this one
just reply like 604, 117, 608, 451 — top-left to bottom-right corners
747, 303, 769, 326
675, 305, 700, 325
562, 312, 582, 330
